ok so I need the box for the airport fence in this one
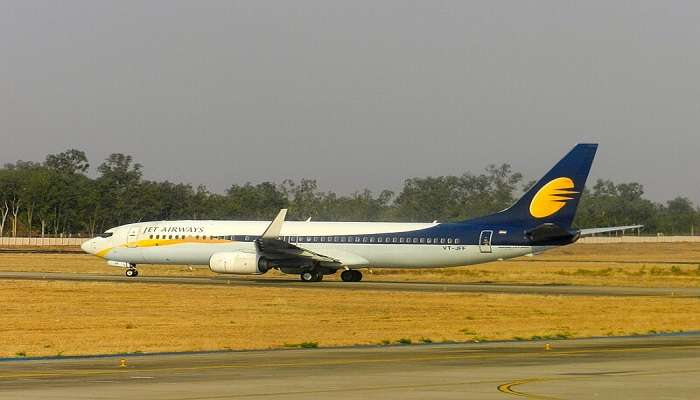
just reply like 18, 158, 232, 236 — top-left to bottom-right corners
0, 237, 87, 247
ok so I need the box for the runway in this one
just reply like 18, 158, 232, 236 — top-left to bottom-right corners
1, 270, 699, 297
1, 334, 698, 399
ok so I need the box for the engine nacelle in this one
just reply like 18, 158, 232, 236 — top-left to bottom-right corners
209, 252, 270, 275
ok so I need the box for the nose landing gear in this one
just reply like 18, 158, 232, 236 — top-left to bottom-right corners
125, 267, 139, 277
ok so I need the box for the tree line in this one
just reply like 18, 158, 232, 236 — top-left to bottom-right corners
0, 149, 697, 237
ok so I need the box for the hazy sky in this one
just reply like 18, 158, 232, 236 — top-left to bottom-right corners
2, 1, 699, 203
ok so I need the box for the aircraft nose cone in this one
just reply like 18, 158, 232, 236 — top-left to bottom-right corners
81, 239, 95, 254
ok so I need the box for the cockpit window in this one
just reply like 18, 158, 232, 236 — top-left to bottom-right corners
97, 232, 113, 238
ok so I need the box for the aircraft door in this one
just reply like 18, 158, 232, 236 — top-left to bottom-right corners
126, 227, 140, 248
479, 230, 493, 253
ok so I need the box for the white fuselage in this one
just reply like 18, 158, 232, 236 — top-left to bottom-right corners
82, 220, 540, 270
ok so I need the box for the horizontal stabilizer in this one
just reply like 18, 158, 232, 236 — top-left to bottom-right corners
578, 225, 643, 236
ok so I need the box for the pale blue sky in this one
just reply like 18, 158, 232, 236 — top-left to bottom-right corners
2, 1, 699, 203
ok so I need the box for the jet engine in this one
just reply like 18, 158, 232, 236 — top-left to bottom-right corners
209, 252, 270, 275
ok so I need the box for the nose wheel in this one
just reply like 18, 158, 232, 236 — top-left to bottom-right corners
340, 270, 362, 282
125, 268, 139, 277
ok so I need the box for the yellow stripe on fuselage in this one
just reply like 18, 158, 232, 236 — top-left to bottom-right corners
94, 238, 233, 259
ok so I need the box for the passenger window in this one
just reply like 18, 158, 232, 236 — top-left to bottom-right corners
156, 235, 160, 239
426, 238, 431, 243
355, 237, 360, 243
455, 238, 461, 244
377, 237, 383, 243
448, 238, 453, 244
399, 238, 405, 243
392, 237, 398, 243
340, 237, 346, 243
412, 238, 418, 244
363, 237, 368, 243
440, 238, 445, 244
420, 238, 425, 243
149, 235, 153, 239
334, 237, 339, 242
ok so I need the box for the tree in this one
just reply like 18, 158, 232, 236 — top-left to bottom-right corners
1, 149, 699, 236
657, 197, 697, 235
96, 154, 144, 226
0, 200, 8, 237
45, 149, 90, 175
225, 182, 288, 219
394, 164, 523, 222
574, 180, 656, 231
0, 169, 23, 236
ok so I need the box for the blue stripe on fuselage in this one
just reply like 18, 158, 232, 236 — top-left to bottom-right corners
216, 223, 543, 247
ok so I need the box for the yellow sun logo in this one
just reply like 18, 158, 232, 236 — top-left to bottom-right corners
529, 177, 578, 218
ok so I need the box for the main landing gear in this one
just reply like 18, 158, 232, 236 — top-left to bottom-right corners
300, 270, 323, 282
341, 269, 362, 282
125, 267, 139, 277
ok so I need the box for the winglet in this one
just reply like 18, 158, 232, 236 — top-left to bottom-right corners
261, 209, 287, 239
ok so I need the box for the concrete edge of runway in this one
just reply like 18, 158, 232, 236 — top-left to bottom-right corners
3, 331, 700, 364
2, 270, 699, 297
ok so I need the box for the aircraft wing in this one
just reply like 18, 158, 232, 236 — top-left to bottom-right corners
254, 209, 343, 267
256, 236, 341, 264
578, 225, 643, 236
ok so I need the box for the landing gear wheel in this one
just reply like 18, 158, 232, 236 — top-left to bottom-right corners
351, 270, 362, 282
125, 268, 138, 277
341, 270, 354, 282
300, 271, 322, 282
341, 270, 363, 282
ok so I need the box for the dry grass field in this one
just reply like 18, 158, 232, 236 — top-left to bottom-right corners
1, 242, 698, 287
4, 279, 700, 358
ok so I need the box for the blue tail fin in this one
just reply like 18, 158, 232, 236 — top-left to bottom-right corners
469, 143, 598, 229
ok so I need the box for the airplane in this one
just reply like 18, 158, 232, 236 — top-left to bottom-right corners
81, 143, 641, 282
